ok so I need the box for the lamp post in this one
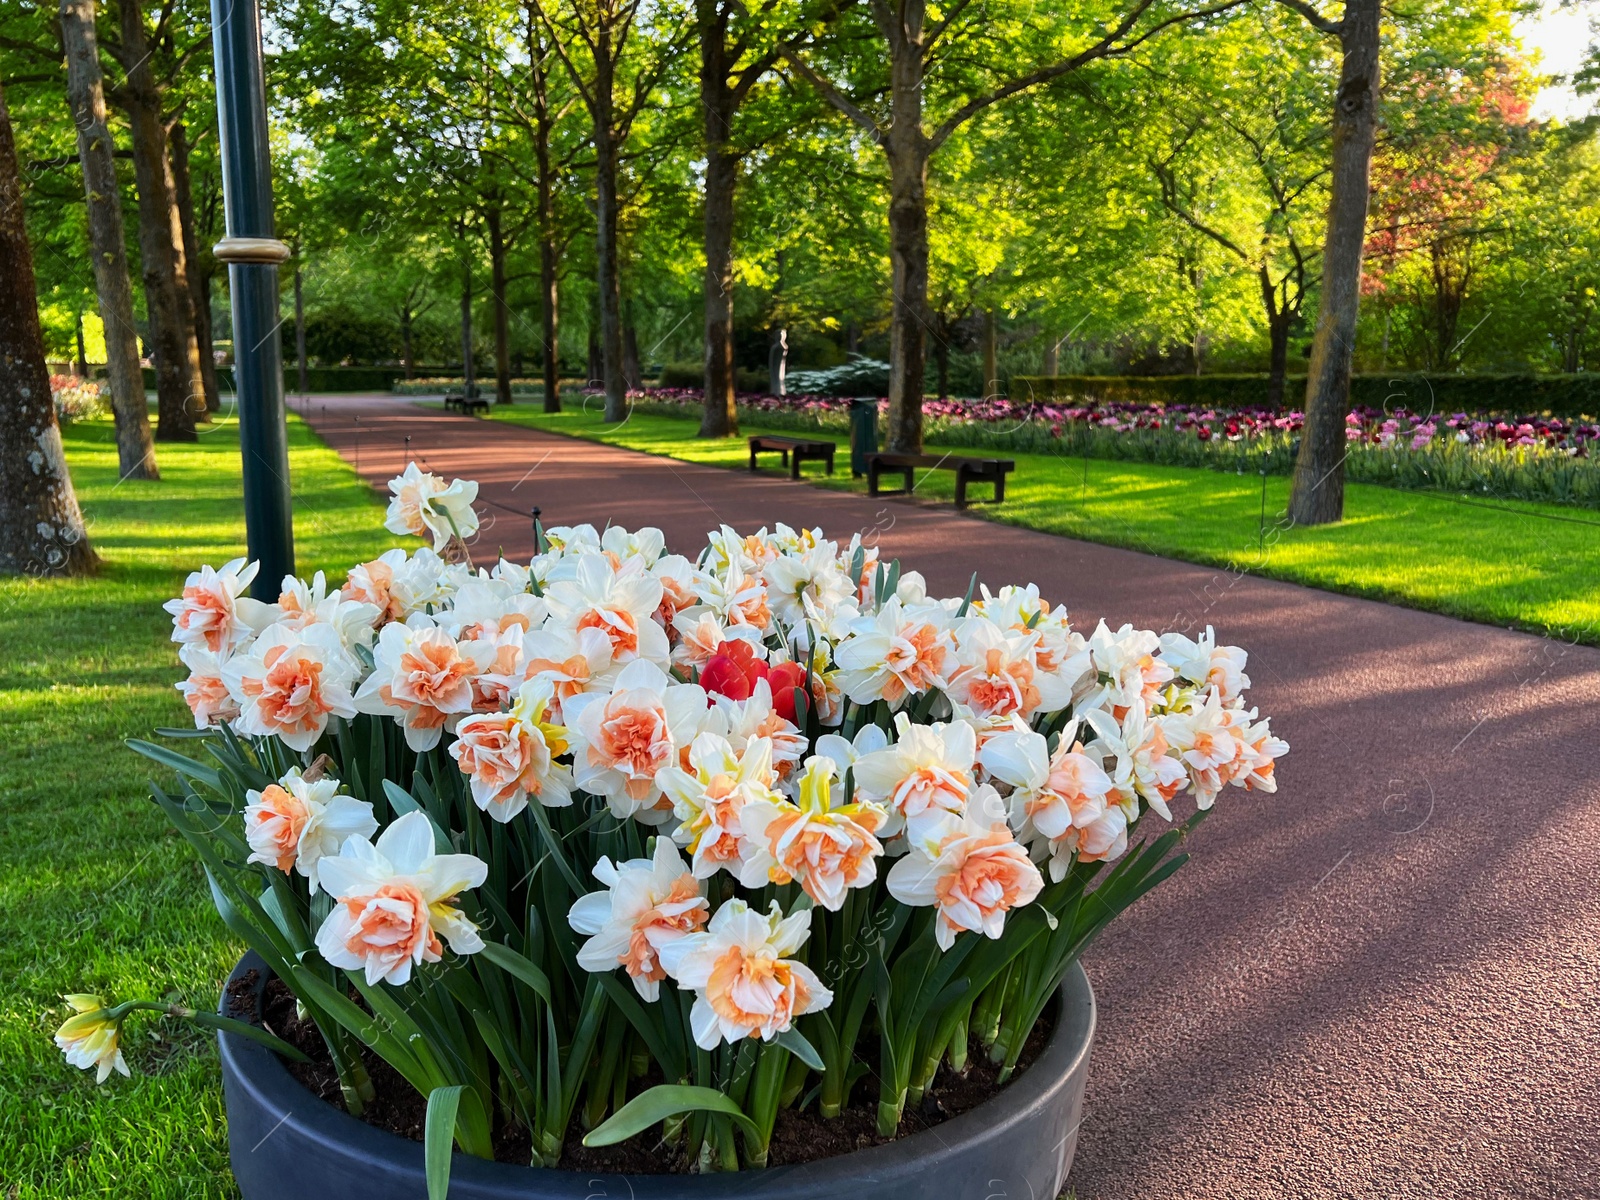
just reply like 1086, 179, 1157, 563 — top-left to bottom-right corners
210, 0, 293, 598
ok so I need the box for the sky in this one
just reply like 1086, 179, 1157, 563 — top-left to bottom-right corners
1519, 0, 1598, 120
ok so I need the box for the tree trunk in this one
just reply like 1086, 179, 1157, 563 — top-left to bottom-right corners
460, 257, 476, 398
488, 203, 513, 405
293, 258, 307, 395
934, 318, 950, 398
526, 2, 562, 415
981, 309, 997, 399
401, 304, 415, 379
113, 0, 197, 441
1288, 0, 1380, 527
623, 313, 643, 391
698, 0, 738, 436
75, 311, 89, 375
59, 0, 157, 478
593, 22, 626, 422
0, 81, 97, 576
540, 233, 560, 412
169, 121, 220, 413
1042, 333, 1059, 377
587, 305, 600, 384
884, 34, 929, 452
1266, 310, 1290, 409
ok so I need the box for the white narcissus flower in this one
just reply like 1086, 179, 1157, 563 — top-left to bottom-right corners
315, 811, 488, 985
658, 732, 780, 879
715, 679, 807, 779
55, 994, 128, 1083
273, 571, 382, 654
761, 542, 856, 628
1158, 691, 1287, 809
354, 617, 497, 751
1084, 621, 1177, 721
243, 768, 377, 885
384, 463, 480, 552
566, 838, 709, 1000
448, 678, 573, 821
852, 714, 977, 838
164, 557, 274, 653
739, 755, 887, 911
564, 659, 709, 820
1157, 626, 1250, 703
222, 621, 361, 752
886, 802, 1044, 950
544, 554, 670, 666
600, 524, 667, 568
658, 900, 833, 1049
833, 596, 952, 707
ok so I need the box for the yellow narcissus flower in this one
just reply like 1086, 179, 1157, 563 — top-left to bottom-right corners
54, 994, 128, 1084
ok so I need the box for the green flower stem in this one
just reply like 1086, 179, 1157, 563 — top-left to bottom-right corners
112, 1000, 312, 1063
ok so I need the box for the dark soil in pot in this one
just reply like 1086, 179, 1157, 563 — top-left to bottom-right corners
226, 969, 1054, 1173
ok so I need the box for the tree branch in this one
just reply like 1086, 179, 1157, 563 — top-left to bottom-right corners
1272, 0, 1343, 38
779, 47, 882, 138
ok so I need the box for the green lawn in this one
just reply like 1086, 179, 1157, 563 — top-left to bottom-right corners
0, 415, 393, 1200
477, 404, 1600, 643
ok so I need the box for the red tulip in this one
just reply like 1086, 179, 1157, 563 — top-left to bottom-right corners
767, 661, 807, 722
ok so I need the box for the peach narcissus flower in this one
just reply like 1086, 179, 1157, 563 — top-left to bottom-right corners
946, 617, 1069, 721
314, 812, 488, 986
342, 548, 408, 623
887, 804, 1044, 950
54, 994, 128, 1084
521, 625, 620, 723
544, 553, 670, 666
176, 644, 238, 728
978, 724, 1114, 843
739, 756, 887, 910
448, 679, 573, 822
852, 714, 977, 839
657, 900, 833, 1050
243, 768, 377, 883
567, 838, 709, 1001
834, 596, 952, 707
658, 732, 779, 879
223, 622, 361, 752
565, 659, 709, 819
355, 618, 497, 752
164, 557, 272, 653
384, 463, 481, 553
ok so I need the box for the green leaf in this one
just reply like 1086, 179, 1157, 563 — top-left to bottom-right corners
775, 1026, 824, 1071
127, 738, 223, 792
425, 1085, 463, 1200
582, 1084, 759, 1148
478, 941, 552, 1003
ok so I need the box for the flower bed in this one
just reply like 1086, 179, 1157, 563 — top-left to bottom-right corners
50, 374, 107, 423
57, 464, 1287, 1192
618, 388, 1600, 510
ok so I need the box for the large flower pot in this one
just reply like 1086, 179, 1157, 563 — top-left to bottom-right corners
219, 952, 1096, 1200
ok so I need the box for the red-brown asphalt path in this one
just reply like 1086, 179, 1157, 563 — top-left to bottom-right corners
300, 395, 1600, 1200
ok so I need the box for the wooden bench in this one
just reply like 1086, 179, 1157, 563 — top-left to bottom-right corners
865, 451, 1015, 510
748, 435, 836, 480
443, 394, 489, 416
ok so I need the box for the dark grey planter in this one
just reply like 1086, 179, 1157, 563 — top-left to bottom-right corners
219, 952, 1095, 1200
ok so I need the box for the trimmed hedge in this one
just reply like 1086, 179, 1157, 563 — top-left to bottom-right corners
1011, 373, 1600, 418
142, 365, 415, 393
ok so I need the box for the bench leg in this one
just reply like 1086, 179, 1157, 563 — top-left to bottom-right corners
826, 447, 835, 475
868, 464, 880, 496
955, 470, 968, 510
994, 474, 1007, 503
749, 447, 758, 471
791, 453, 802, 481
903, 467, 915, 495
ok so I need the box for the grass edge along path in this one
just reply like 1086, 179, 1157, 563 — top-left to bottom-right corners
474, 403, 1600, 645
0, 413, 397, 1200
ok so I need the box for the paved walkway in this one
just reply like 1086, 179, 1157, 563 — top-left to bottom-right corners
302, 395, 1600, 1200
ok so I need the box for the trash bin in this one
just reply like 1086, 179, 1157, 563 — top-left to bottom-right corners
850, 396, 878, 477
